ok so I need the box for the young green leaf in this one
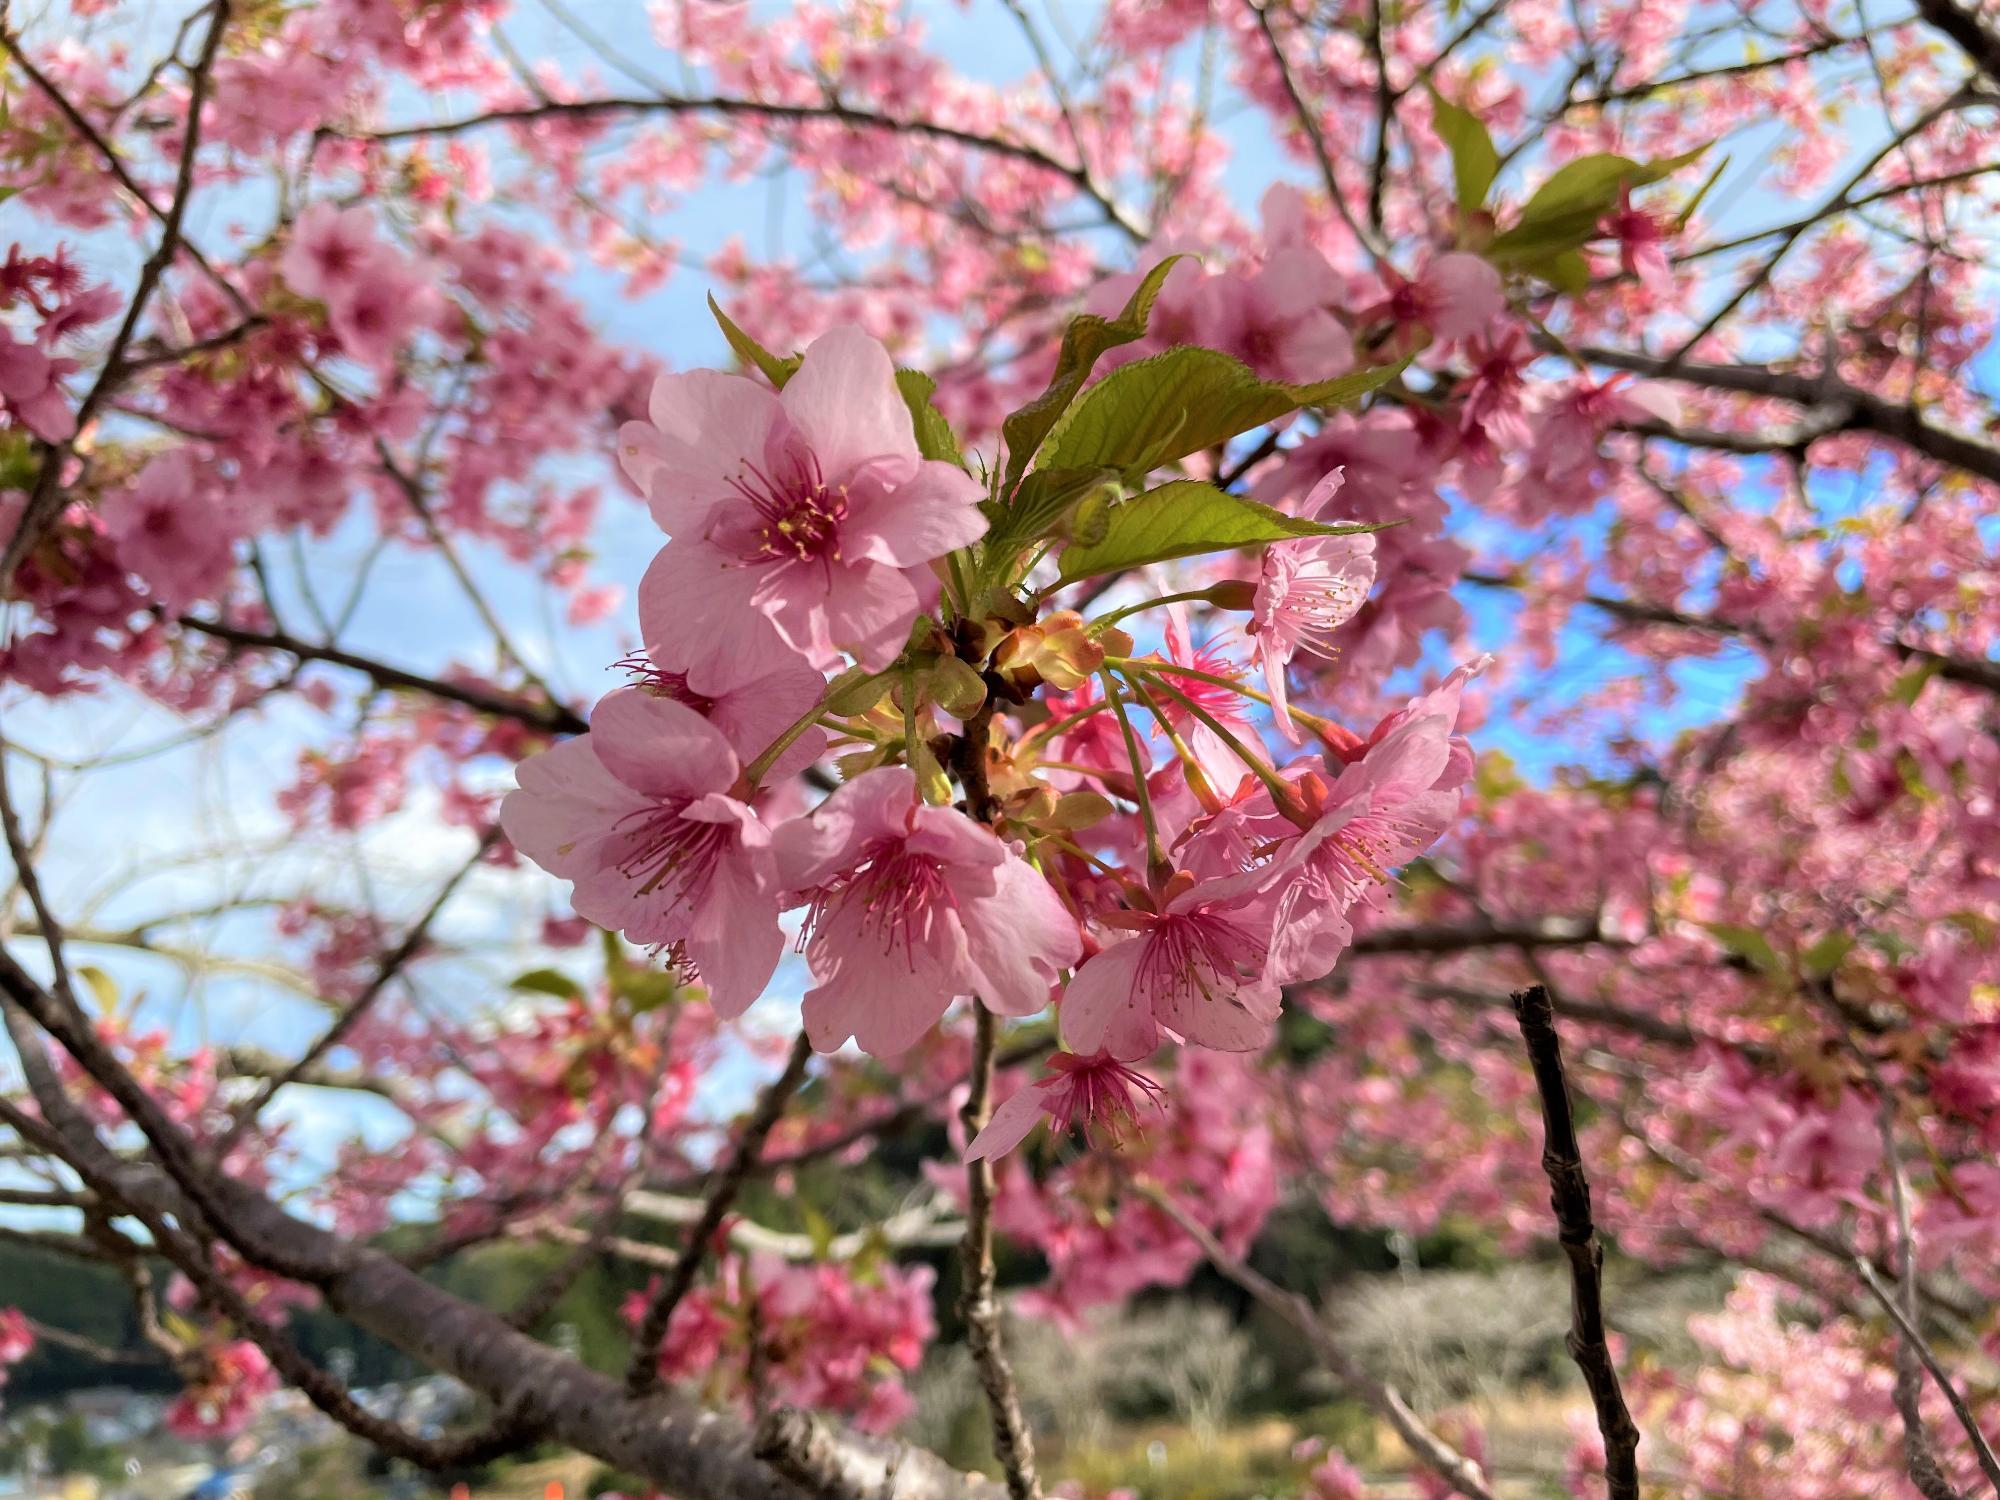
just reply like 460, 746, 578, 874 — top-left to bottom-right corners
1675, 151, 1731, 230
1056, 480, 1390, 582
1039, 347, 1404, 476
984, 464, 1119, 554
1487, 145, 1708, 265
1428, 89, 1501, 216
896, 369, 966, 468
1000, 255, 1188, 491
707, 293, 801, 389
1702, 921, 1788, 981
511, 967, 584, 1000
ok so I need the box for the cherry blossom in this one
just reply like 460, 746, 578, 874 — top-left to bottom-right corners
630, 327, 987, 673
500, 689, 783, 1015
773, 766, 1081, 1054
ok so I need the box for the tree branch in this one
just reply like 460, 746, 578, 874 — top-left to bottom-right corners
1574, 340, 2000, 493
177, 613, 588, 735
1510, 986, 1641, 1500
626, 1032, 814, 1396
1138, 1182, 1498, 1500
958, 1001, 1043, 1500
1913, 0, 2000, 84
1856, 1258, 2000, 1494
352, 93, 1148, 242
1462, 569, 2000, 696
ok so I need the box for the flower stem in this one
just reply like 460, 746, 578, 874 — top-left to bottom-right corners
743, 687, 835, 786
1089, 588, 1233, 632
1130, 666, 1302, 813
1097, 668, 1164, 874
1104, 653, 1341, 736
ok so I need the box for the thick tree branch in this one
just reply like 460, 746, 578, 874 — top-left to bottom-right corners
1510, 986, 1641, 1500
0, 960, 994, 1499
1914, 0, 2000, 83
1353, 913, 1627, 955
1578, 342, 2000, 492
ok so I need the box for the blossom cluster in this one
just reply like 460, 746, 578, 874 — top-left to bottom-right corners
621, 1251, 936, 1432
501, 302, 1488, 1156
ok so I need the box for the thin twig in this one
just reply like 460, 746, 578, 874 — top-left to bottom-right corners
176, 613, 588, 733
1510, 985, 1640, 1500
1875, 1087, 1967, 1500
958, 1001, 1043, 1500
625, 1032, 813, 1396
1856, 1258, 2000, 1495
0, 1, 233, 595
1246, 0, 1390, 266
351, 91, 1148, 242
216, 825, 500, 1151
1138, 1181, 1497, 1500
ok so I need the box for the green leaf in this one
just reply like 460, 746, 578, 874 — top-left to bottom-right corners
1702, 921, 1787, 980
707, 293, 801, 389
896, 368, 965, 468
1889, 659, 1941, 707
1428, 89, 1500, 216
1675, 152, 1731, 230
511, 967, 582, 1000
76, 964, 118, 1013
1040, 347, 1404, 477
616, 969, 685, 1013
1536, 248, 1593, 294
1487, 146, 1708, 265
1001, 256, 1188, 491
1802, 931, 1856, 980
802, 1206, 838, 1261
1057, 480, 1391, 583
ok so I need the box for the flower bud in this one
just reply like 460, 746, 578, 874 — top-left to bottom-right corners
925, 655, 989, 719
908, 741, 954, 806
995, 610, 1105, 694
1049, 790, 1113, 830
826, 666, 891, 717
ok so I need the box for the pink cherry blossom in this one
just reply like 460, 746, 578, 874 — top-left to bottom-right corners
1414, 253, 1506, 340
772, 766, 1081, 1054
1060, 871, 1283, 1061
280, 201, 433, 370
1201, 657, 1488, 984
1153, 605, 1266, 799
1194, 247, 1354, 384
1602, 188, 1674, 292
0, 335, 76, 441
624, 614, 828, 782
630, 327, 987, 673
99, 450, 238, 610
280, 202, 383, 300
965, 1050, 1167, 1160
164, 1340, 276, 1441
500, 688, 782, 1016
1246, 474, 1377, 742
0, 1308, 32, 1366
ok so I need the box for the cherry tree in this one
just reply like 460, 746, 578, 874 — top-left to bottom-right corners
1, 0, 1997, 1497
